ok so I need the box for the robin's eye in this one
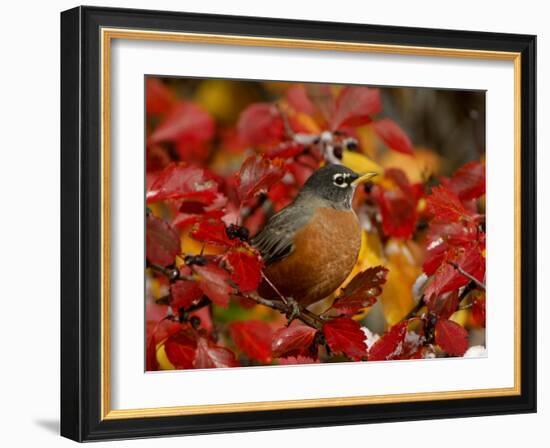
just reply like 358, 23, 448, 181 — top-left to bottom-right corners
332, 174, 348, 188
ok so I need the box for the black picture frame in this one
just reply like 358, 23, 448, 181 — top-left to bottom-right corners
61, 5, 536, 442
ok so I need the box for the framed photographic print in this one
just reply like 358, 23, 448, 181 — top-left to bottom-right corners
60, 6, 537, 441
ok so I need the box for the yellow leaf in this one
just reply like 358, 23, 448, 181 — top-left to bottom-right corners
156, 342, 175, 370
355, 124, 378, 159
380, 239, 422, 326
194, 79, 259, 124
342, 150, 383, 176
293, 112, 321, 134
450, 309, 469, 327
380, 147, 441, 183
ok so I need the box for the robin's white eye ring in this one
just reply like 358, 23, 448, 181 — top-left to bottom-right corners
332, 173, 348, 188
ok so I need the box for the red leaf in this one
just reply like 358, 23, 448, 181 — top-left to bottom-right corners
368, 321, 407, 361
193, 263, 234, 307
471, 294, 486, 328
305, 84, 334, 124
194, 337, 239, 369
164, 329, 197, 369
146, 78, 175, 115
448, 161, 486, 200
373, 119, 413, 155
149, 101, 214, 145
424, 290, 459, 319
237, 103, 285, 146
173, 206, 225, 230
146, 334, 159, 371
427, 221, 479, 248
330, 86, 381, 130
323, 317, 367, 361
424, 243, 485, 298
236, 156, 286, 203
423, 238, 449, 276
426, 185, 478, 224
191, 219, 235, 247
372, 169, 418, 239
330, 266, 388, 316
435, 319, 469, 356
170, 279, 203, 310
146, 163, 219, 204
278, 355, 319, 365
265, 142, 305, 160
368, 319, 425, 361
286, 85, 316, 115
229, 320, 273, 363
271, 324, 317, 358
146, 214, 180, 266
225, 249, 263, 293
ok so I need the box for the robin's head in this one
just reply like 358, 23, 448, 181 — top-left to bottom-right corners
300, 164, 377, 209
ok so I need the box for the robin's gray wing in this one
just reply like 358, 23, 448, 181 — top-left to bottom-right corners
251, 202, 314, 265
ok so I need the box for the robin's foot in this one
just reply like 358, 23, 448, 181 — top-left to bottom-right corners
285, 297, 301, 324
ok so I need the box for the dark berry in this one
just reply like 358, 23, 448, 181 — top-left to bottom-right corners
226, 224, 250, 242
184, 255, 207, 266
167, 268, 180, 281
189, 316, 201, 329
345, 138, 358, 151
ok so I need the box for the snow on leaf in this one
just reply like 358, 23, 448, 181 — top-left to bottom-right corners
146, 163, 219, 204
193, 263, 234, 307
148, 100, 215, 145
229, 320, 273, 363
330, 266, 388, 316
194, 337, 239, 369
224, 248, 263, 293
271, 324, 317, 358
235, 155, 286, 203
368, 321, 408, 361
373, 118, 414, 155
323, 317, 367, 361
368, 319, 425, 361
146, 213, 180, 266
237, 103, 285, 146
435, 318, 469, 356
330, 86, 381, 130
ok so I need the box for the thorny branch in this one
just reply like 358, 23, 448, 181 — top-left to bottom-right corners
148, 262, 324, 330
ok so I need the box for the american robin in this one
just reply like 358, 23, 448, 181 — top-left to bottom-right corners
252, 164, 377, 309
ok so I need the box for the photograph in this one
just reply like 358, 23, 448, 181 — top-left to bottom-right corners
144, 77, 487, 371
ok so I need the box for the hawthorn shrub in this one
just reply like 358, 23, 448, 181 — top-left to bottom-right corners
145, 78, 486, 370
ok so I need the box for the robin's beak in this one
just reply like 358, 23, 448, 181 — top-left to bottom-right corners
351, 172, 378, 186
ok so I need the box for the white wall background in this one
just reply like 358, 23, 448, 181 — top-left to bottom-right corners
0, 0, 546, 446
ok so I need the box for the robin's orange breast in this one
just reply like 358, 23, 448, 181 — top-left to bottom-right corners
260, 207, 361, 307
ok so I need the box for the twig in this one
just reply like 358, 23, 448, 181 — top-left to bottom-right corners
404, 296, 426, 320
447, 261, 486, 290
261, 271, 289, 306
148, 263, 194, 281
150, 261, 324, 330
245, 291, 323, 330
